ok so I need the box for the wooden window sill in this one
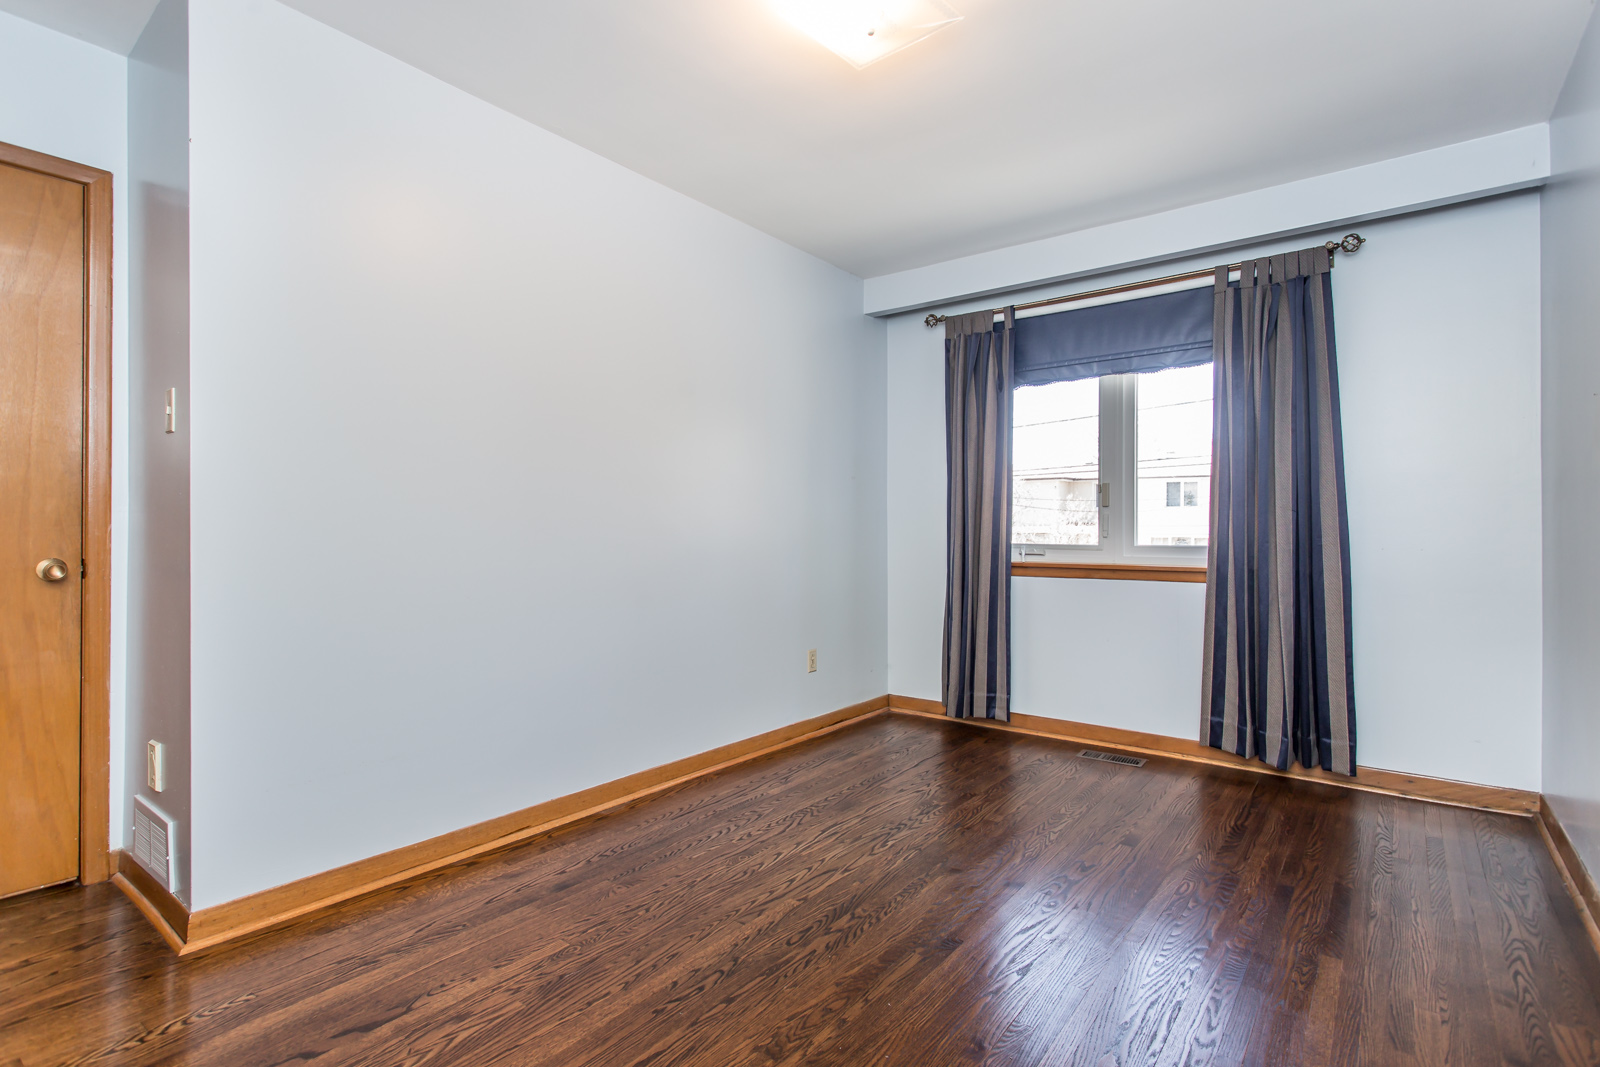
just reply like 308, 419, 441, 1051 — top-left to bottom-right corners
1011, 561, 1207, 583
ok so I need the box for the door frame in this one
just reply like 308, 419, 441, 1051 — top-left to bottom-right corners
1, 140, 114, 885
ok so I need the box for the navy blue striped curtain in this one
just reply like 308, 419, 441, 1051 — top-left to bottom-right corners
943, 309, 1014, 721
1203, 247, 1357, 774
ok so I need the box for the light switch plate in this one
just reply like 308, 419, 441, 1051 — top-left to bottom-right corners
147, 740, 166, 792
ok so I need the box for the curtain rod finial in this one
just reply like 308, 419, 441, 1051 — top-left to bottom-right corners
925, 313, 946, 328
1327, 232, 1366, 256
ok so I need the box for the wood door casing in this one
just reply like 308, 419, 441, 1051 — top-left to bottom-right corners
0, 161, 85, 898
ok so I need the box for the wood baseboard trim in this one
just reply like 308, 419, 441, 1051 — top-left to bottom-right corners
885, 696, 1539, 816
1537, 797, 1600, 962
111, 694, 1570, 959
111, 851, 187, 954
159, 696, 890, 956
889, 695, 946, 715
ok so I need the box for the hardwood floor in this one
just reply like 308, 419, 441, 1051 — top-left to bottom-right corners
3, 712, 1598, 1066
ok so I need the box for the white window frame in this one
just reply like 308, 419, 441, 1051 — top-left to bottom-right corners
1012, 371, 1210, 567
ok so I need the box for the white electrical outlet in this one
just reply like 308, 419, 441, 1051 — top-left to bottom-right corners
807, 649, 817, 673
147, 740, 166, 792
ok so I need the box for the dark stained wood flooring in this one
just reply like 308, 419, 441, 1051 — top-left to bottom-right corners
3, 713, 1598, 1066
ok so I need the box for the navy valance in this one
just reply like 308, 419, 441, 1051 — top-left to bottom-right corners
1012, 285, 1213, 385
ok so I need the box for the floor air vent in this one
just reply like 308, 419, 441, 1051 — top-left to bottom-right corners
1078, 749, 1147, 768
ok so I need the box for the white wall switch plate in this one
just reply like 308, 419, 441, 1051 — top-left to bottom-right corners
147, 740, 166, 792
807, 649, 817, 673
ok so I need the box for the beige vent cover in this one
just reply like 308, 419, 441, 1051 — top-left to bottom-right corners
132, 795, 176, 892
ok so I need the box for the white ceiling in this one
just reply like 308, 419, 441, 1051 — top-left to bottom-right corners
5, 0, 1595, 277
0, 0, 159, 54
274, 0, 1598, 276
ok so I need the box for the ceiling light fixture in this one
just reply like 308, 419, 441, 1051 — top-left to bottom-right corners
772, 0, 962, 69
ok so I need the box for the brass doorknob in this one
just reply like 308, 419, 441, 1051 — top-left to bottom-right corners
36, 558, 69, 582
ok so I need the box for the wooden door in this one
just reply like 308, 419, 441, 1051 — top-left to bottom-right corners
0, 161, 85, 898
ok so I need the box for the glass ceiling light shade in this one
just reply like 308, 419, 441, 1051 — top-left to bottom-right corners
772, 0, 962, 69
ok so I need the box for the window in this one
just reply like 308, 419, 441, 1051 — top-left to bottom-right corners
1013, 378, 1098, 545
1136, 363, 1212, 546
1162, 480, 1202, 507
1012, 364, 1213, 565
1164, 481, 1200, 506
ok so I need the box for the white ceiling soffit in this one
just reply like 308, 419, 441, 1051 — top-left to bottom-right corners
302, 3, 1600, 276
0, 0, 161, 54
865, 124, 1552, 315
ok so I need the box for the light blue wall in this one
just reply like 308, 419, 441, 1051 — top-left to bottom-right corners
185, 0, 887, 909
126, 0, 192, 903
890, 195, 1546, 790
1542, 4, 1600, 879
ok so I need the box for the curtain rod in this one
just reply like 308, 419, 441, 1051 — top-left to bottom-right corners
922, 233, 1367, 328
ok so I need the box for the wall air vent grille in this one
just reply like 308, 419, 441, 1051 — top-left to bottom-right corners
132, 795, 176, 892
1078, 749, 1147, 768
